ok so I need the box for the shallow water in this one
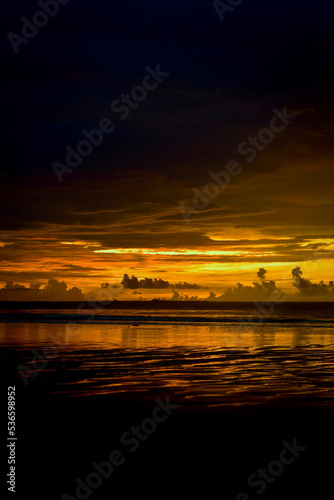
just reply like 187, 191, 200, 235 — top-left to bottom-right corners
2, 316, 334, 406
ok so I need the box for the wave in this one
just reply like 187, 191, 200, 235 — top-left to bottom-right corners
1, 312, 334, 326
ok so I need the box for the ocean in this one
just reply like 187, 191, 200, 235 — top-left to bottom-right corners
2, 302, 334, 404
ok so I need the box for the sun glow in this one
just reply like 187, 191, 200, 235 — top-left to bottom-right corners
95, 248, 246, 256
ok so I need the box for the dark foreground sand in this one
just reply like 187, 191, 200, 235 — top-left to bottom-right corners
11, 384, 334, 500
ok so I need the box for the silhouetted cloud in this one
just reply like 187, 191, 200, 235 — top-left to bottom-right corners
292, 267, 334, 297
121, 274, 202, 290
100, 282, 121, 289
0, 279, 84, 301
173, 282, 201, 290
121, 274, 169, 289
257, 268, 267, 280
217, 269, 282, 301
170, 290, 199, 301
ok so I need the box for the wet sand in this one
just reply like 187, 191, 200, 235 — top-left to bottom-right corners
2, 314, 334, 499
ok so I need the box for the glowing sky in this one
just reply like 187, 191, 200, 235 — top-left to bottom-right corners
1, 0, 334, 298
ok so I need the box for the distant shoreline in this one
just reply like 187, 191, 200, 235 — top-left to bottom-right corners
0, 300, 333, 310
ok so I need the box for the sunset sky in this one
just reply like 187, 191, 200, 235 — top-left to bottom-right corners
1, 0, 334, 299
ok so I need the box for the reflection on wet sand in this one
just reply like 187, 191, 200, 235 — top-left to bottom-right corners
1, 322, 334, 406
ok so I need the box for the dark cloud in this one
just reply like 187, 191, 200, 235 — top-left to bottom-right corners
257, 268, 267, 280
292, 268, 334, 297
170, 290, 200, 301
217, 269, 283, 301
121, 274, 170, 289
0, 279, 84, 301
172, 282, 201, 290
120, 274, 202, 290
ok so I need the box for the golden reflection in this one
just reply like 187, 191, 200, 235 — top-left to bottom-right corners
1, 321, 334, 404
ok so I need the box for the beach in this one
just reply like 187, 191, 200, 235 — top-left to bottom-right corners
2, 302, 334, 499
